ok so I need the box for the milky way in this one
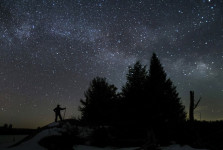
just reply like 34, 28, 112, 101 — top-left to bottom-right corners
0, 0, 223, 128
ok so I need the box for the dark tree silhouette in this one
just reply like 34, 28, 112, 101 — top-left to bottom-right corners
79, 77, 118, 126
3, 123, 8, 128
8, 124, 12, 129
147, 53, 186, 143
189, 91, 201, 122
121, 61, 148, 126
78, 54, 187, 146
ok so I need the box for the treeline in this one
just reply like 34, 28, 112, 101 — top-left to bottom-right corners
0, 123, 13, 129
0, 128, 35, 135
78, 53, 186, 146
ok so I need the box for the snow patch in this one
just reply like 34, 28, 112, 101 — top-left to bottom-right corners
161, 144, 208, 150
74, 145, 139, 150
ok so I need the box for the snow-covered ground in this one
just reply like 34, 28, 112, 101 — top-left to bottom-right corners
0, 135, 27, 149
74, 145, 139, 150
160, 145, 207, 150
0, 122, 61, 150
0, 122, 208, 150
73, 145, 208, 150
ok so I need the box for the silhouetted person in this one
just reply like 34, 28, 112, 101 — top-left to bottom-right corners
54, 105, 66, 122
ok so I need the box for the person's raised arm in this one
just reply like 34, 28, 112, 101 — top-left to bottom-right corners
60, 107, 66, 110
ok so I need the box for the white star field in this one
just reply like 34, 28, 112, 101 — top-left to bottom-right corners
0, 0, 223, 128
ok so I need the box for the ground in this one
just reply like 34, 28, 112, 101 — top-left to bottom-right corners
0, 122, 208, 150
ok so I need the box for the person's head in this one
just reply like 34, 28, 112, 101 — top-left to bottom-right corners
57, 104, 60, 107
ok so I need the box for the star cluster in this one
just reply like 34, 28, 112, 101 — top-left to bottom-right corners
0, 0, 223, 128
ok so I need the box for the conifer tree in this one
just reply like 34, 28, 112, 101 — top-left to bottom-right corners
148, 53, 186, 142
79, 77, 118, 126
121, 61, 148, 126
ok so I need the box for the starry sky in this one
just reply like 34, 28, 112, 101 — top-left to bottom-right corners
0, 0, 223, 128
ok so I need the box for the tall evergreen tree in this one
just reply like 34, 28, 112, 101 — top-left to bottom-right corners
148, 53, 186, 142
148, 53, 186, 124
79, 77, 118, 126
121, 61, 148, 126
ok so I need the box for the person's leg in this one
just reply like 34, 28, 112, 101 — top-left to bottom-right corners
59, 114, 62, 121
55, 114, 58, 122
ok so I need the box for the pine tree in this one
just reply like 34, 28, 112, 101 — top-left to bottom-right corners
148, 53, 186, 123
79, 77, 118, 126
148, 53, 186, 142
122, 61, 147, 98
121, 61, 148, 126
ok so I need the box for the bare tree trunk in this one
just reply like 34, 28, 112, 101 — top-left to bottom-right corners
189, 91, 194, 121
189, 91, 201, 122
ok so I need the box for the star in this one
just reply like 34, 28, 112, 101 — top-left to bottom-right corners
0, 0, 223, 128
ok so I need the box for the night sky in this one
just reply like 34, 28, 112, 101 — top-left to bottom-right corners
0, 0, 223, 128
